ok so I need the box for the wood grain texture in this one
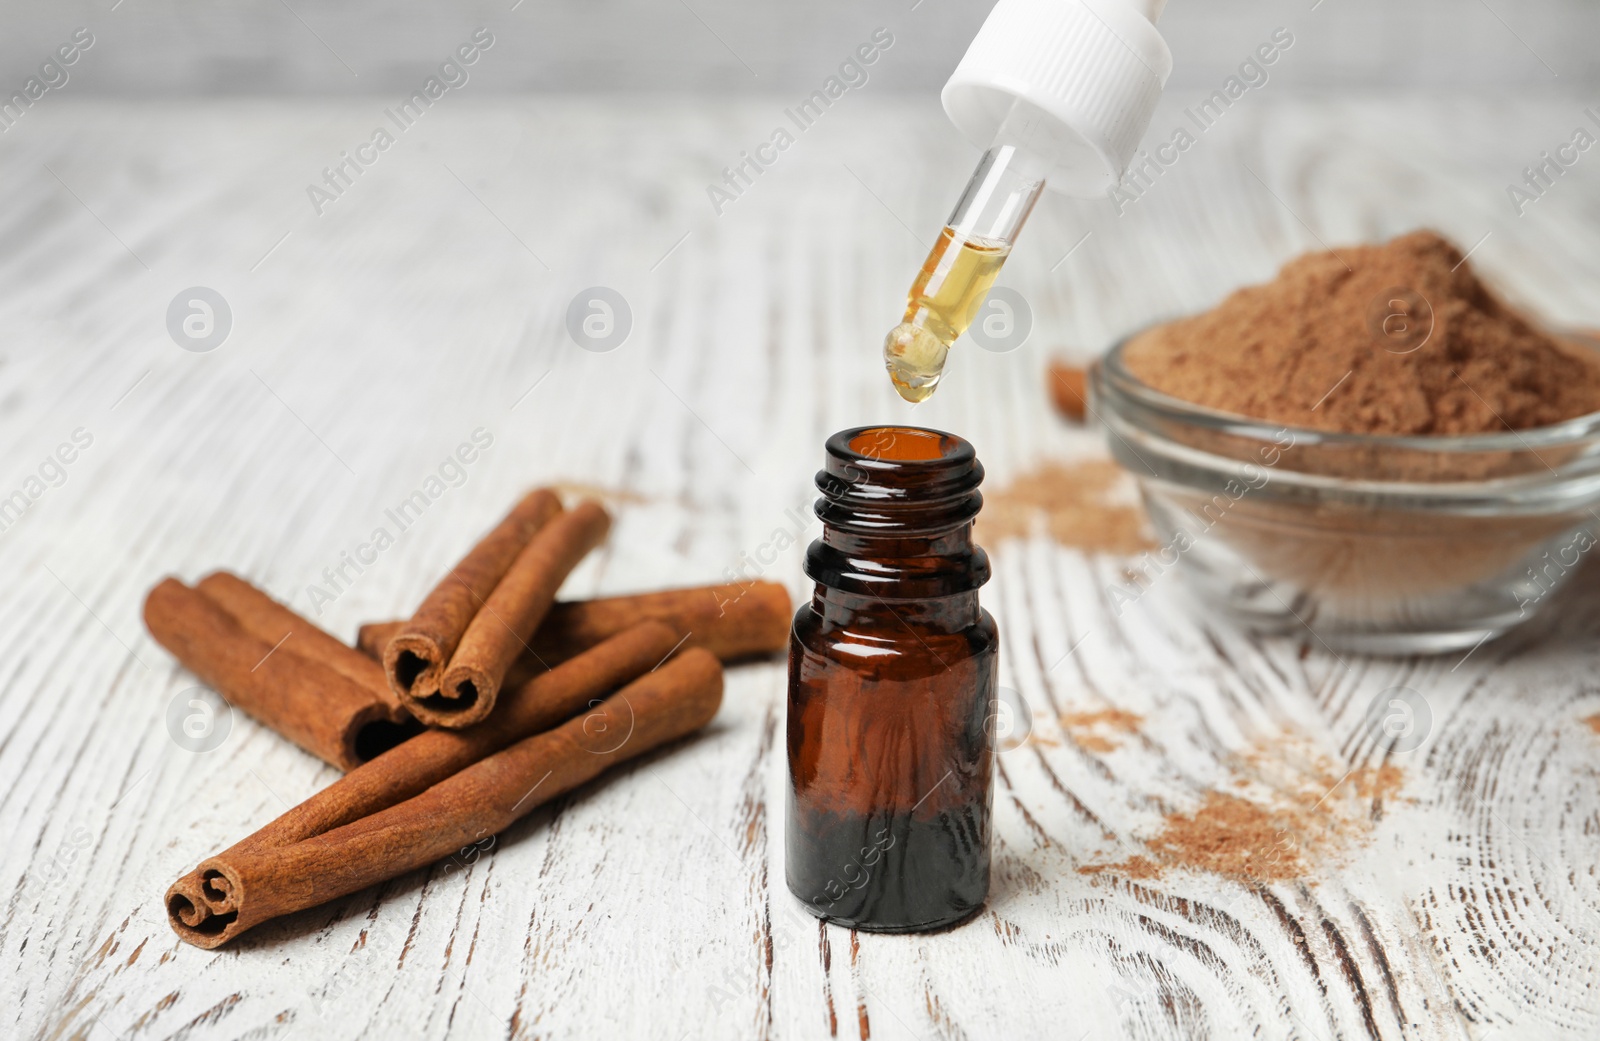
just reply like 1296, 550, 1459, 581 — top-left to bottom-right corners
3, 92, 1599, 1039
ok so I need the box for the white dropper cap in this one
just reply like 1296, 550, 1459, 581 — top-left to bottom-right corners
941, 0, 1173, 197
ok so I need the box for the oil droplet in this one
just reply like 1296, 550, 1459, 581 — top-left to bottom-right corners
884, 322, 948, 403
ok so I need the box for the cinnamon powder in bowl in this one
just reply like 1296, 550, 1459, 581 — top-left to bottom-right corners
1091, 231, 1600, 654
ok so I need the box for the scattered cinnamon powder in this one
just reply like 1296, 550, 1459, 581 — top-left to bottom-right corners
977, 459, 1153, 554
1081, 791, 1329, 883
1349, 763, 1406, 802
1123, 229, 1600, 435
1144, 792, 1316, 881
1079, 739, 1408, 883
1079, 855, 1160, 880
1061, 707, 1144, 753
1584, 714, 1600, 735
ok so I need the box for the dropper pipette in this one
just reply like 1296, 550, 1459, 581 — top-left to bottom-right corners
882, 0, 1173, 403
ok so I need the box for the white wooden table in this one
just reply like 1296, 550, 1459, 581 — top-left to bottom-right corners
4, 93, 1599, 1040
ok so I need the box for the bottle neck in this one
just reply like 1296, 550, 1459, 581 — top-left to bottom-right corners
804, 426, 990, 602
821, 524, 975, 565
810, 585, 981, 632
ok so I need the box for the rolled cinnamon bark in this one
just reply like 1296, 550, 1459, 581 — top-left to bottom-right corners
358, 580, 792, 666
196, 571, 397, 706
144, 578, 415, 771
1049, 361, 1089, 423
383, 488, 562, 709
165, 621, 681, 929
167, 647, 722, 947
425, 499, 612, 727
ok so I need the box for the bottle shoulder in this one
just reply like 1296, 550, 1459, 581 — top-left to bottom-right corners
791, 601, 997, 665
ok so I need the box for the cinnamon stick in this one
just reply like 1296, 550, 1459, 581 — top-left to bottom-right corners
383, 488, 562, 710
358, 580, 792, 666
166, 621, 680, 931
144, 578, 415, 771
167, 647, 722, 947
1049, 361, 1089, 423
424, 499, 612, 728
196, 571, 396, 705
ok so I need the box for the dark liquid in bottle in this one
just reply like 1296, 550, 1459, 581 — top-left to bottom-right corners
786, 806, 991, 930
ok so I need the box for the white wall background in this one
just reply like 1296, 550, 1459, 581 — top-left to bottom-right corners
0, 0, 1595, 95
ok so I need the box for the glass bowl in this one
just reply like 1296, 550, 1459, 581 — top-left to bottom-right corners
1089, 335, 1600, 654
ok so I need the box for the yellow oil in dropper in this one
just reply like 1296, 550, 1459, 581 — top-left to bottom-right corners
884, 126, 1048, 403
885, 230, 1012, 402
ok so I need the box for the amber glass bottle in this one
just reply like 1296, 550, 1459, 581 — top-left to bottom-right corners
786, 425, 998, 931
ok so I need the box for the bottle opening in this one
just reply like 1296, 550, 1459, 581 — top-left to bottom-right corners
845, 426, 959, 463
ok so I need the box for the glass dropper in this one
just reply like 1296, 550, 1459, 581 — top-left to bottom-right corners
883, 0, 1174, 402
884, 100, 1050, 403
